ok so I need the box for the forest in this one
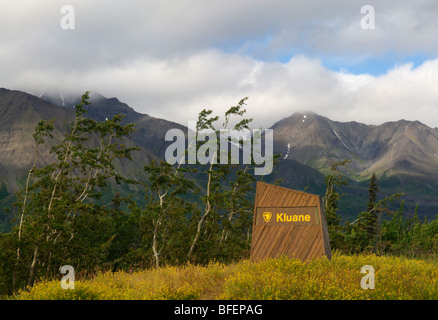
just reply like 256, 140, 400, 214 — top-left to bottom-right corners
0, 92, 437, 297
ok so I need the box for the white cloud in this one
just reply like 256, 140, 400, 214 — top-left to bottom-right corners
1, 0, 438, 129
13, 52, 437, 130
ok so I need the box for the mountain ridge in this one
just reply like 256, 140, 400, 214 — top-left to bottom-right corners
1, 87, 438, 231
272, 111, 438, 182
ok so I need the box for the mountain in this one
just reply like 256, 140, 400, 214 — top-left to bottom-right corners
0, 88, 165, 183
1, 87, 438, 231
272, 111, 438, 180
0, 88, 160, 231
271, 111, 438, 218
0, 88, 72, 189
40, 91, 187, 160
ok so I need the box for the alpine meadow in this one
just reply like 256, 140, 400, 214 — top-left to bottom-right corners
0, 90, 437, 300
1, 0, 438, 305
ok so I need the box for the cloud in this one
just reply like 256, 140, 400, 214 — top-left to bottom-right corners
1, 0, 438, 129
2, 0, 438, 65
11, 52, 438, 130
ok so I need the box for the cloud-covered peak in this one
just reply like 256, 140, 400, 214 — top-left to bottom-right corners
1, 1, 438, 129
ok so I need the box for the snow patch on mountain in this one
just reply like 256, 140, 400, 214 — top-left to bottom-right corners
333, 130, 353, 153
283, 143, 291, 159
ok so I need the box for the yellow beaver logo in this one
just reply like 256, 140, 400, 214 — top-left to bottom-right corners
263, 212, 272, 223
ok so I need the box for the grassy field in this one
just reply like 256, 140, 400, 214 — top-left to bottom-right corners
6, 252, 438, 300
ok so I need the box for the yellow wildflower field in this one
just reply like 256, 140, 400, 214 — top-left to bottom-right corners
9, 252, 438, 300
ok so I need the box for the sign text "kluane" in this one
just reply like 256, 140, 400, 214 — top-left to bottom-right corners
276, 213, 311, 222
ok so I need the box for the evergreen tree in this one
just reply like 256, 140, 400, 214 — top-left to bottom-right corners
364, 173, 379, 245
366, 173, 379, 212
324, 159, 349, 250
324, 160, 349, 226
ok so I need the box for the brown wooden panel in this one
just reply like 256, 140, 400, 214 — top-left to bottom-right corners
251, 182, 331, 262
251, 226, 271, 258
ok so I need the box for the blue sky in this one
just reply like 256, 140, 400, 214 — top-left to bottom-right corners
321, 52, 432, 76
1, 0, 438, 128
223, 42, 432, 77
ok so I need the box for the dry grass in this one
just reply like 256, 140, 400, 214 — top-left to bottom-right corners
9, 252, 438, 300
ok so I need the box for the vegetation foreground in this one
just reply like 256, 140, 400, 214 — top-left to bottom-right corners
1, 93, 437, 301
6, 253, 438, 300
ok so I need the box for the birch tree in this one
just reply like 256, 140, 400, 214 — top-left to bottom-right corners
11, 92, 137, 289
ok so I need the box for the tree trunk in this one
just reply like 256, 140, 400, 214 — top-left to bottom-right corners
28, 242, 39, 288
152, 220, 160, 268
187, 155, 215, 259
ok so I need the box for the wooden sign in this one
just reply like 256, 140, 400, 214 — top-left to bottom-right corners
250, 182, 331, 262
